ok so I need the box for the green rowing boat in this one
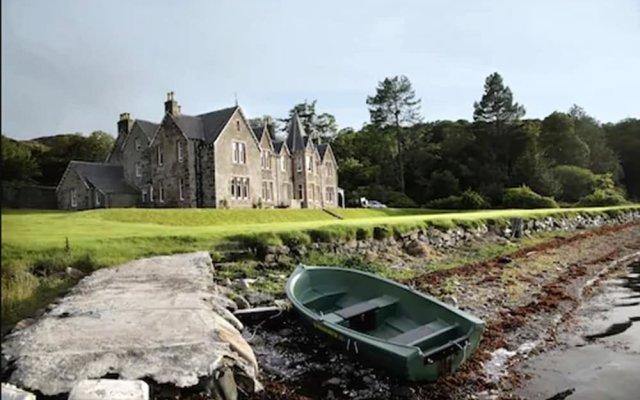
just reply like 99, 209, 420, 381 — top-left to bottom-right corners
285, 265, 485, 381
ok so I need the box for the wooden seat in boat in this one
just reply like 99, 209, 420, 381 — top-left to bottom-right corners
391, 322, 459, 346
334, 295, 398, 319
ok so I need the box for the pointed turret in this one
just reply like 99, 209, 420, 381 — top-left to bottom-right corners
286, 112, 306, 152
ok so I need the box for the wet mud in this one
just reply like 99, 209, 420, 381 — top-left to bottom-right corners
519, 260, 640, 400
251, 223, 640, 399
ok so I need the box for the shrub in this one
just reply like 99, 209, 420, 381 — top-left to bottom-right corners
502, 186, 559, 209
425, 190, 488, 210
425, 195, 461, 210
355, 227, 372, 241
577, 189, 628, 207
278, 231, 311, 248
553, 165, 597, 203
460, 190, 489, 209
385, 192, 418, 208
373, 225, 391, 240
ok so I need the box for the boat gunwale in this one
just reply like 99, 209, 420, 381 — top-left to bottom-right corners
285, 264, 484, 352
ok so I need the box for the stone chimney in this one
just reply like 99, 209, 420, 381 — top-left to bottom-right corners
117, 112, 133, 139
164, 91, 180, 116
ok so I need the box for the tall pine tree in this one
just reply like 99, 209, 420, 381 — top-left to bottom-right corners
366, 75, 422, 193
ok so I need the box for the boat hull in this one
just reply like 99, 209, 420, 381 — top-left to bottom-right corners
286, 265, 485, 382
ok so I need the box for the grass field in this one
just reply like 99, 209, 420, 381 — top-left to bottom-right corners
2, 205, 638, 330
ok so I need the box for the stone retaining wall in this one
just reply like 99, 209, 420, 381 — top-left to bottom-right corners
258, 210, 640, 263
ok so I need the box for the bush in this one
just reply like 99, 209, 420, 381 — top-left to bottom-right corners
425, 195, 461, 209
385, 192, 418, 208
425, 190, 488, 210
278, 231, 311, 248
502, 186, 559, 209
460, 190, 489, 209
577, 189, 628, 207
355, 227, 372, 241
553, 165, 596, 202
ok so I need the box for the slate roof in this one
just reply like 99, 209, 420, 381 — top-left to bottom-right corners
172, 106, 238, 143
70, 161, 138, 194
316, 143, 329, 159
253, 125, 266, 141
135, 120, 160, 140
272, 140, 285, 153
286, 113, 306, 152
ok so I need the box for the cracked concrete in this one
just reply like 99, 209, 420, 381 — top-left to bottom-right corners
2, 251, 260, 396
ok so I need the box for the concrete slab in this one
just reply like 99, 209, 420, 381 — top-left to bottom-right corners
1, 383, 36, 400
68, 379, 149, 400
2, 252, 260, 396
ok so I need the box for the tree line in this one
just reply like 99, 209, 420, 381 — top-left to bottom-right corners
331, 73, 639, 208
3, 74, 639, 209
1, 132, 114, 186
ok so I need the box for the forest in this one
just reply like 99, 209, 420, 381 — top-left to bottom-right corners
2, 72, 639, 209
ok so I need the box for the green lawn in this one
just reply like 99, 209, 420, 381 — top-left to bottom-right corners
1, 205, 638, 329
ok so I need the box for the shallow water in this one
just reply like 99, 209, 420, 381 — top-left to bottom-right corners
519, 259, 640, 400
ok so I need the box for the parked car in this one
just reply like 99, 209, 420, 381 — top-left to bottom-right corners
366, 200, 387, 208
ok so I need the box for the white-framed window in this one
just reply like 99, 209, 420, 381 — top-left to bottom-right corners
159, 183, 164, 203
149, 185, 154, 202
177, 140, 184, 163
242, 178, 249, 199
262, 181, 274, 201
297, 157, 303, 172
280, 156, 286, 172
95, 191, 101, 206
135, 162, 141, 178
70, 189, 77, 208
232, 142, 246, 164
179, 178, 184, 201
135, 138, 141, 151
326, 187, 334, 202
297, 184, 303, 200
157, 146, 163, 166
142, 189, 147, 203
230, 177, 250, 200
261, 150, 271, 170
307, 155, 313, 172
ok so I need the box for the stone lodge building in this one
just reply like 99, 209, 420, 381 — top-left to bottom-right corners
56, 93, 341, 210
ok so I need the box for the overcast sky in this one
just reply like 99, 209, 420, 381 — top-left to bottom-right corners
2, 0, 639, 140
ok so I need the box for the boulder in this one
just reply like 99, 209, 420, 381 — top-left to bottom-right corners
404, 240, 432, 257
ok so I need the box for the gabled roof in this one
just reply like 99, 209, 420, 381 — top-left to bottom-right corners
272, 140, 285, 154
65, 161, 138, 194
120, 119, 160, 151
136, 120, 160, 140
253, 125, 267, 141
286, 112, 306, 152
171, 106, 238, 142
316, 143, 329, 159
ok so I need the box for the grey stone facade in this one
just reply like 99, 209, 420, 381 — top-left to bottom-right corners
57, 92, 339, 209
